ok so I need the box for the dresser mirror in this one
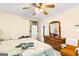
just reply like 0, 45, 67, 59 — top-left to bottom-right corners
49, 21, 61, 37
44, 21, 65, 51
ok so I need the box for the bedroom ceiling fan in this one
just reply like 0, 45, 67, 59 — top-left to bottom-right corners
22, 3, 55, 15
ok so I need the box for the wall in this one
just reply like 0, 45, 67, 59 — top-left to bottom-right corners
40, 6, 79, 41
1, 6, 79, 41
0, 11, 39, 40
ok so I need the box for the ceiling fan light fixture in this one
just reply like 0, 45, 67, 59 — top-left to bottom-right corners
35, 8, 40, 13
40, 8, 43, 12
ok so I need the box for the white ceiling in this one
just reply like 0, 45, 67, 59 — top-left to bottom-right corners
0, 3, 79, 19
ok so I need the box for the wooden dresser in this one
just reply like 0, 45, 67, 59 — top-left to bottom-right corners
44, 36, 65, 51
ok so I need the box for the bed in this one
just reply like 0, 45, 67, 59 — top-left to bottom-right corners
0, 38, 57, 56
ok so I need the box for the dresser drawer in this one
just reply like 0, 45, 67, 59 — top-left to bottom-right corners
44, 36, 65, 51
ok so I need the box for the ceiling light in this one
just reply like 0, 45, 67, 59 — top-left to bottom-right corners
35, 8, 40, 13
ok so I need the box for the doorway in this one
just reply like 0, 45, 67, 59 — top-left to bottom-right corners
30, 20, 39, 40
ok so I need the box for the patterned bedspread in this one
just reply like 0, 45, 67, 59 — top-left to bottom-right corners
0, 38, 57, 56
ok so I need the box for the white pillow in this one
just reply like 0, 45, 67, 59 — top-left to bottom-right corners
61, 44, 67, 48
75, 47, 79, 53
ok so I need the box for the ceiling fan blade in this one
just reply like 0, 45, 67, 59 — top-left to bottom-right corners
40, 9, 48, 15
42, 4, 55, 8
33, 11, 48, 15
33, 12, 36, 15
42, 10, 48, 15
22, 7, 31, 9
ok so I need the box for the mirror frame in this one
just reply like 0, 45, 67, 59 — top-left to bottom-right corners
49, 21, 61, 38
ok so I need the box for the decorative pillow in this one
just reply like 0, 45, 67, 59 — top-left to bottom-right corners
75, 47, 79, 54
61, 44, 67, 48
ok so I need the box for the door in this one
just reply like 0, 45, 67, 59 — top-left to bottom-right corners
30, 21, 39, 40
